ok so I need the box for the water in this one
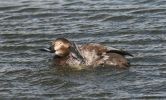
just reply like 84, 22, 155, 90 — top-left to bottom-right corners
0, 0, 166, 99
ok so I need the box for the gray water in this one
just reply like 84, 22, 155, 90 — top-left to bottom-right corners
0, 0, 166, 99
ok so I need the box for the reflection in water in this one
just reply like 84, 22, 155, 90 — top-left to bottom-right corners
0, 0, 166, 99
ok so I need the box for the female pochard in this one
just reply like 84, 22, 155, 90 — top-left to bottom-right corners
41, 38, 133, 69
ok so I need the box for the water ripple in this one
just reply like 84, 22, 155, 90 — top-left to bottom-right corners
0, 0, 166, 99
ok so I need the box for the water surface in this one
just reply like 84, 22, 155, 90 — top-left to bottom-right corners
0, 0, 166, 99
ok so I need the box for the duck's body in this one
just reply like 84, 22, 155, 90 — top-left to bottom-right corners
41, 38, 133, 69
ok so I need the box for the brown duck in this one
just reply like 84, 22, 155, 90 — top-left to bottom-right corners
41, 38, 133, 69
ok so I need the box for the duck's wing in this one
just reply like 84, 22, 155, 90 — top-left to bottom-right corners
70, 41, 85, 63
106, 46, 133, 57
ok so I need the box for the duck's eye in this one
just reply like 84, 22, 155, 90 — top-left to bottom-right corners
59, 42, 62, 45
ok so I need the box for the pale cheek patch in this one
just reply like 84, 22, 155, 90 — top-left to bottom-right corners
54, 44, 61, 51
55, 50, 63, 56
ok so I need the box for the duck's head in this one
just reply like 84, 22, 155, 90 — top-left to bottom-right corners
49, 38, 71, 57
41, 38, 84, 60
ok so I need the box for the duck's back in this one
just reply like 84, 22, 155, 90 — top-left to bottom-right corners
79, 43, 130, 68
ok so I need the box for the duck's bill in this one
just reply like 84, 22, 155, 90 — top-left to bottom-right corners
39, 47, 55, 53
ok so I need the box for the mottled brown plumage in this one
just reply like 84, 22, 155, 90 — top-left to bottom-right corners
41, 38, 133, 69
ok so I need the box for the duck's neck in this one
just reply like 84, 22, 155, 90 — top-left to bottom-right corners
53, 55, 70, 65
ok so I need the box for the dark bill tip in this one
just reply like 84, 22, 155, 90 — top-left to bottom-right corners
39, 48, 52, 52
39, 47, 55, 53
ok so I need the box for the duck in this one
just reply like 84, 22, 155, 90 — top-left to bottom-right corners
41, 38, 133, 69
